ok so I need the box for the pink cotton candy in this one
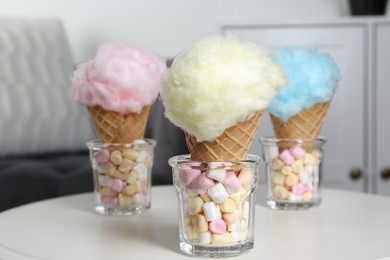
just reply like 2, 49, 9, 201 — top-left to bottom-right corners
72, 42, 166, 115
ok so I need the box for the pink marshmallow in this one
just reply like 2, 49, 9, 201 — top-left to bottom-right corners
291, 183, 305, 195
93, 150, 110, 164
304, 183, 314, 192
209, 219, 227, 235
101, 196, 118, 205
191, 173, 215, 195
111, 178, 124, 193
178, 168, 201, 186
289, 145, 306, 159
72, 42, 166, 115
222, 172, 242, 194
279, 149, 295, 165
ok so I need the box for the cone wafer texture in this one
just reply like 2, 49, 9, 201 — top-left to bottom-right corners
88, 105, 150, 143
270, 101, 330, 140
185, 110, 264, 161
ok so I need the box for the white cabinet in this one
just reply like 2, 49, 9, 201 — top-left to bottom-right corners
376, 22, 390, 196
222, 23, 367, 192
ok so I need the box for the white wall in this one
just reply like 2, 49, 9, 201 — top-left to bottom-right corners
0, 0, 350, 62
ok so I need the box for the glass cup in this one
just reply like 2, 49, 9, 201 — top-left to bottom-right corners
168, 154, 262, 257
260, 137, 326, 210
87, 139, 156, 216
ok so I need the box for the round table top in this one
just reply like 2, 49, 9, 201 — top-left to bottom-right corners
0, 186, 390, 260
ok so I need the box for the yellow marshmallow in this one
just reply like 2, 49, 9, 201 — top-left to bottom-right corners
220, 198, 237, 213
118, 158, 134, 174
303, 153, 316, 165
118, 193, 132, 207
281, 165, 293, 175
195, 214, 209, 232
223, 210, 240, 225
229, 187, 248, 203
211, 232, 233, 245
285, 173, 298, 187
291, 160, 304, 174
271, 158, 284, 171
311, 149, 321, 158
123, 185, 137, 196
187, 196, 204, 215
107, 163, 117, 176
273, 185, 289, 200
303, 192, 313, 201
237, 168, 254, 190
272, 172, 285, 185
122, 149, 139, 161
127, 171, 138, 185
110, 150, 123, 165
200, 193, 212, 202
100, 187, 117, 197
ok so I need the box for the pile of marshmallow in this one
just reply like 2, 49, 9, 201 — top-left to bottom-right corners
92, 141, 151, 208
177, 162, 255, 245
265, 145, 321, 203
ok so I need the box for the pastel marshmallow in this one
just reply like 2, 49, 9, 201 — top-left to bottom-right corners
195, 214, 209, 232
279, 149, 295, 165
271, 158, 285, 171
203, 202, 221, 221
222, 172, 242, 194
223, 210, 240, 225
110, 150, 123, 165
111, 178, 124, 193
237, 168, 254, 190
179, 168, 201, 186
209, 219, 227, 234
127, 171, 138, 184
118, 193, 132, 207
227, 222, 238, 232
93, 150, 110, 164
211, 233, 233, 244
132, 193, 146, 204
101, 196, 118, 205
303, 153, 316, 165
100, 187, 117, 197
230, 232, 240, 243
199, 231, 211, 244
291, 160, 304, 174
288, 192, 303, 202
124, 184, 137, 196
220, 198, 237, 213
206, 168, 227, 182
304, 183, 314, 192
207, 183, 229, 203
302, 192, 313, 201
285, 173, 298, 187
271, 172, 285, 185
122, 149, 139, 161
264, 145, 279, 161
200, 193, 212, 202
98, 175, 113, 187
311, 149, 321, 158
292, 183, 305, 195
136, 150, 147, 163
133, 163, 148, 181
187, 196, 204, 215
229, 187, 248, 203
192, 173, 215, 194
281, 165, 293, 175
289, 145, 306, 159
273, 185, 289, 199
299, 171, 312, 185
118, 159, 134, 174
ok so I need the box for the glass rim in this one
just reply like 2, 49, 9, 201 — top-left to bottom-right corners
86, 138, 157, 149
259, 136, 327, 145
168, 154, 262, 168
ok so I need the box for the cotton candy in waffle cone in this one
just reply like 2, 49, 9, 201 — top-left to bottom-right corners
270, 101, 331, 140
185, 110, 264, 162
87, 105, 150, 143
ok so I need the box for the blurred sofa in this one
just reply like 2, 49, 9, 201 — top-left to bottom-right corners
0, 17, 187, 212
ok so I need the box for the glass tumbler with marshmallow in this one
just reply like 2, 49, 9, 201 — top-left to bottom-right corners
260, 137, 326, 210
169, 154, 261, 257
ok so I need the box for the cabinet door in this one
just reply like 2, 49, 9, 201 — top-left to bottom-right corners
223, 25, 366, 192
376, 23, 390, 196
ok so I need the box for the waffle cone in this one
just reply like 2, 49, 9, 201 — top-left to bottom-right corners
87, 105, 150, 143
185, 110, 264, 162
270, 101, 331, 140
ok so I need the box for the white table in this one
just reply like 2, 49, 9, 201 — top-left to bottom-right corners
0, 186, 390, 260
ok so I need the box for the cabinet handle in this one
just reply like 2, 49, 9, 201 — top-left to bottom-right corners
381, 168, 390, 180
350, 168, 362, 180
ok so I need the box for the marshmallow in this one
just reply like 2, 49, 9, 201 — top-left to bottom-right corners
285, 173, 298, 187
273, 185, 289, 199
101, 196, 118, 205
133, 163, 148, 181
179, 168, 201, 186
127, 171, 138, 185
195, 214, 209, 232
211, 233, 233, 244
271, 172, 285, 185
264, 145, 279, 161
199, 231, 211, 244
136, 150, 147, 163
228, 222, 238, 232
222, 172, 242, 194
203, 202, 221, 221
187, 196, 204, 215
311, 149, 321, 158
220, 198, 237, 213
200, 193, 212, 202
230, 232, 240, 243
304, 183, 314, 192
110, 150, 123, 165
206, 168, 227, 182
209, 219, 227, 234
271, 158, 285, 171
291, 160, 304, 174
288, 192, 303, 202
192, 173, 215, 194
229, 187, 248, 203
299, 171, 312, 185
281, 165, 293, 175
292, 183, 305, 195
98, 175, 113, 187
289, 145, 306, 159
237, 168, 254, 190
107, 163, 117, 176
113, 169, 129, 180
118, 193, 132, 207
111, 178, 124, 193
118, 159, 134, 174
100, 187, 118, 197
223, 210, 240, 225
279, 149, 295, 165
207, 183, 229, 203
132, 193, 146, 205
124, 185, 137, 196
303, 153, 316, 165
302, 192, 313, 201
93, 150, 110, 164
122, 149, 139, 160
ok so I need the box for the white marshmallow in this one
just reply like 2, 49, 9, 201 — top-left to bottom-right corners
98, 175, 113, 187
207, 183, 229, 203
203, 202, 221, 221
206, 169, 227, 182
242, 201, 250, 219
231, 231, 240, 243
136, 150, 147, 163
133, 163, 148, 181
228, 222, 238, 232
288, 192, 303, 202
199, 231, 211, 244
132, 193, 146, 205
299, 171, 311, 185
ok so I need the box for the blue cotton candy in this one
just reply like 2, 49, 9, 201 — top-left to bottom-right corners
268, 47, 340, 121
